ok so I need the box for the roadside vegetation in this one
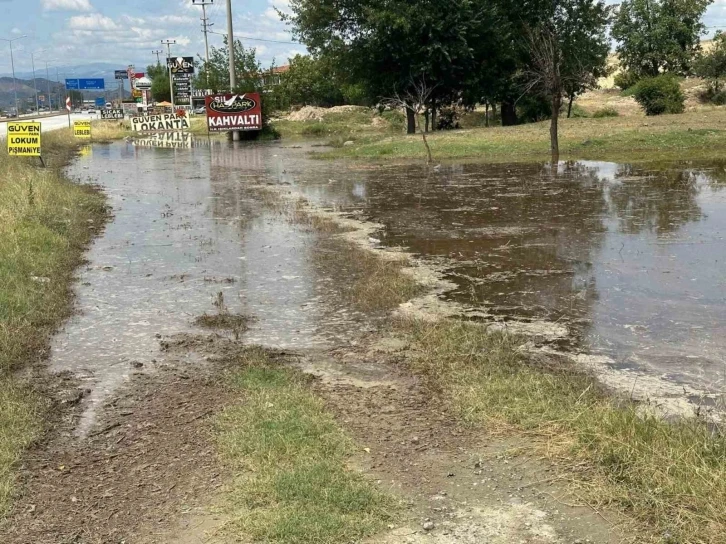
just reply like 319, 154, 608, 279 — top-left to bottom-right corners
397, 318, 726, 543
216, 347, 396, 543
0, 129, 107, 515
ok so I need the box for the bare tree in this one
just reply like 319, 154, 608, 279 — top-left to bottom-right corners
522, 25, 563, 160
384, 75, 438, 164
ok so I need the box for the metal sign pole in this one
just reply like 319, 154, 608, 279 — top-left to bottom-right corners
162, 39, 177, 110
226, 0, 239, 141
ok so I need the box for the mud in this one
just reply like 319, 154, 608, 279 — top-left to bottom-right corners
5, 139, 724, 541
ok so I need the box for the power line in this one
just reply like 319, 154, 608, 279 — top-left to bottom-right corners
207, 29, 299, 44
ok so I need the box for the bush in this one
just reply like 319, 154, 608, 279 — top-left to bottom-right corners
631, 75, 685, 115
592, 107, 620, 118
569, 104, 590, 118
614, 70, 640, 91
435, 106, 461, 130
517, 93, 552, 123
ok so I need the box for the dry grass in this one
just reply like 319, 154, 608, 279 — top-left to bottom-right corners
398, 318, 726, 543
0, 128, 107, 516
325, 108, 726, 163
91, 120, 132, 141
216, 347, 396, 543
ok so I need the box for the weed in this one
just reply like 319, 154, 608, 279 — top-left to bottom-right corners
398, 317, 726, 542
217, 347, 396, 543
0, 128, 107, 516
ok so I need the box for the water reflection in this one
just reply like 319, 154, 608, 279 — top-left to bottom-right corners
267, 155, 726, 394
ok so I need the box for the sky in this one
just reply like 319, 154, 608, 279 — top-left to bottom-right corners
3, 0, 726, 78
0, 0, 305, 77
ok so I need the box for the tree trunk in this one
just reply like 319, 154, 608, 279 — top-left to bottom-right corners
415, 113, 433, 165
485, 102, 489, 127
406, 106, 416, 134
424, 109, 430, 132
550, 94, 561, 162
431, 98, 437, 131
501, 101, 517, 126
567, 94, 574, 118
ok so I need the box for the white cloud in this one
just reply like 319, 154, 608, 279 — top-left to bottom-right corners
159, 15, 197, 25
41, 0, 94, 12
10, 28, 22, 35
68, 14, 119, 31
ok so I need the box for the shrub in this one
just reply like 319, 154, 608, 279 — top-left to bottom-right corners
569, 104, 590, 118
614, 70, 640, 91
631, 75, 685, 115
435, 106, 461, 130
592, 107, 619, 118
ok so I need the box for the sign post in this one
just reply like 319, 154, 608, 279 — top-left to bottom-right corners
66, 96, 72, 128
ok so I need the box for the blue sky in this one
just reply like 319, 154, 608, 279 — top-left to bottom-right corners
0, 0, 305, 76
3, 0, 726, 78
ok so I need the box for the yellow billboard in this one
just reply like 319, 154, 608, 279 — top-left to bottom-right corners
7, 122, 41, 157
73, 120, 92, 139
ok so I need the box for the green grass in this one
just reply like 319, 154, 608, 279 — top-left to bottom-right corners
0, 128, 107, 516
217, 347, 396, 543
399, 318, 726, 543
318, 109, 726, 164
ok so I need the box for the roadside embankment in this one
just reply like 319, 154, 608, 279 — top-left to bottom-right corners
314, 109, 726, 163
0, 129, 107, 515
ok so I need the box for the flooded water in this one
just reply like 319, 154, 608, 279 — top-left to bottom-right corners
54, 139, 726, 431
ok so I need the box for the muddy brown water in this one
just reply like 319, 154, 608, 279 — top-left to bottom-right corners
55, 140, 726, 433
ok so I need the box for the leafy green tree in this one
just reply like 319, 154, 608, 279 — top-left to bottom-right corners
612, 0, 712, 78
521, 0, 610, 157
694, 32, 726, 99
632, 74, 685, 115
283, 0, 508, 133
147, 64, 170, 102
276, 54, 345, 107
193, 38, 263, 93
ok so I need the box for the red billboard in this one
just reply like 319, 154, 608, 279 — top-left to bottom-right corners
205, 93, 262, 132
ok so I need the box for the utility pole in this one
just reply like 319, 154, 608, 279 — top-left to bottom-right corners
226, 0, 239, 140
192, 0, 214, 88
1, 35, 27, 115
161, 39, 177, 109
44, 61, 52, 111
30, 49, 47, 113
152, 49, 163, 66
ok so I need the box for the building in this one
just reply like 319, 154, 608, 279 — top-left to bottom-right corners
261, 65, 289, 87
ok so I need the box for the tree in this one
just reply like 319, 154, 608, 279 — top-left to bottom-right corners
283, 0, 508, 133
612, 0, 712, 78
694, 31, 726, 98
521, 0, 610, 158
193, 38, 263, 93
383, 75, 438, 163
276, 54, 345, 107
147, 64, 170, 102
68, 90, 83, 108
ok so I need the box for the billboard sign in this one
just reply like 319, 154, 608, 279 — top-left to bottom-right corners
7, 122, 41, 157
205, 93, 262, 132
101, 109, 125, 120
114, 70, 129, 80
95, 97, 106, 107
73, 120, 92, 139
167, 57, 195, 74
131, 112, 190, 132
65, 78, 105, 90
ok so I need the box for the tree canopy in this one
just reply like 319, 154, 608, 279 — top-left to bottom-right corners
612, 0, 712, 78
193, 38, 264, 93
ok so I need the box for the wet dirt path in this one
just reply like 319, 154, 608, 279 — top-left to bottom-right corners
0, 140, 672, 542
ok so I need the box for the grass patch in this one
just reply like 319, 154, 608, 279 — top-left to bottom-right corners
314, 240, 422, 314
194, 313, 250, 331
273, 107, 403, 147
91, 120, 132, 141
399, 318, 726, 542
217, 347, 396, 543
321, 109, 726, 164
0, 128, 107, 516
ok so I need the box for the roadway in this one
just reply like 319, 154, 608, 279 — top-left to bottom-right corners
0, 112, 100, 139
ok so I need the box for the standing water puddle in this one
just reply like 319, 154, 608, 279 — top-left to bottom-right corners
54, 141, 726, 432
53, 141, 361, 435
